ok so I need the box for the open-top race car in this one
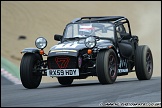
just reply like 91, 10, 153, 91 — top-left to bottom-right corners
20, 16, 153, 89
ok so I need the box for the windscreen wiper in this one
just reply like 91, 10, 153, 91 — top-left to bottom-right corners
63, 37, 86, 42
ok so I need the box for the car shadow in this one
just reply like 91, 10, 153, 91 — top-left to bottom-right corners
21, 76, 160, 90
38, 81, 101, 89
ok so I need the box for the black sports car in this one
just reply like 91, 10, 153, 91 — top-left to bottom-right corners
20, 16, 153, 89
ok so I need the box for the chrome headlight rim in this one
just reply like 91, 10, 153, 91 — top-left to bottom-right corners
35, 37, 47, 49
84, 36, 96, 48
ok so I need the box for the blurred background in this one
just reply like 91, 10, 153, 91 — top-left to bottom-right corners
1, 1, 161, 82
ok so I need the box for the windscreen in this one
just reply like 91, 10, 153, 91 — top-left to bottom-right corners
64, 23, 114, 39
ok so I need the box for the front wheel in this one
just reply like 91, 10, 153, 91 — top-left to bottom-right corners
96, 49, 118, 84
135, 45, 153, 80
20, 53, 42, 89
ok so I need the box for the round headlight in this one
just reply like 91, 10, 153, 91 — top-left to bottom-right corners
85, 36, 96, 48
35, 37, 47, 49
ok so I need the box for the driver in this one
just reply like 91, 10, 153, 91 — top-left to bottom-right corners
79, 24, 95, 36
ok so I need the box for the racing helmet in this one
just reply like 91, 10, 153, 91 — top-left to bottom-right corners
79, 24, 94, 36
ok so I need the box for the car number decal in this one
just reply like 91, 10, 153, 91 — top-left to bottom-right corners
55, 43, 78, 48
47, 69, 79, 76
118, 69, 128, 73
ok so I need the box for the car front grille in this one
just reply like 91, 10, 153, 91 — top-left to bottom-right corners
47, 56, 77, 69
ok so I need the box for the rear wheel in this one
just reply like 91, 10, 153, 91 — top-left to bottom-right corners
135, 45, 153, 80
57, 77, 73, 85
96, 49, 118, 84
20, 53, 42, 89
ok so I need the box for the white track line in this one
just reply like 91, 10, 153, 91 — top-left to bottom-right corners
1, 68, 21, 85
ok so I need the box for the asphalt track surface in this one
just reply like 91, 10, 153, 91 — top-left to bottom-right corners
1, 77, 161, 107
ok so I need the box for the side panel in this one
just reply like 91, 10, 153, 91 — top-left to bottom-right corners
118, 41, 133, 58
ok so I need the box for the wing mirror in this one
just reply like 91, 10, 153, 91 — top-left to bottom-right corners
54, 34, 63, 41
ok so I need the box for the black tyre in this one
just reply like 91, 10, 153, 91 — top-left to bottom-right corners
20, 53, 42, 89
135, 45, 153, 80
96, 49, 118, 84
57, 77, 73, 85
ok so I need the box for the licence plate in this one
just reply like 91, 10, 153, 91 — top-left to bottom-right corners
47, 69, 79, 77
